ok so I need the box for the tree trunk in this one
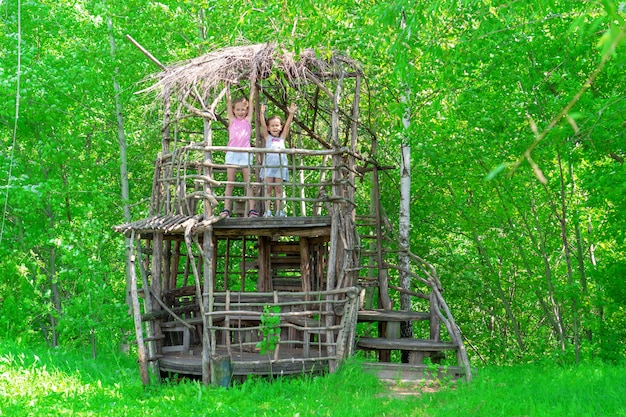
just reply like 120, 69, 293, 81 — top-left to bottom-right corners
108, 12, 137, 362
399, 143, 413, 362
46, 245, 61, 348
107, 13, 131, 302
557, 153, 580, 361
472, 233, 526, 354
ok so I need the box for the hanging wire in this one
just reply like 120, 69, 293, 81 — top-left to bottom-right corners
0, 0, 21, 245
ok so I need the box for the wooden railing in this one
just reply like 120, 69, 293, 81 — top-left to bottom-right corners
150, 145, 353, 217
204, 287, 359, 370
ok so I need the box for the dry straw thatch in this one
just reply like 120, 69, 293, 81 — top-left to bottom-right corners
144, 43, 361, 106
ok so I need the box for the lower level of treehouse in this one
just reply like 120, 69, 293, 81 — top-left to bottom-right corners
119, 214, 471, 384
148, 288, 360, 381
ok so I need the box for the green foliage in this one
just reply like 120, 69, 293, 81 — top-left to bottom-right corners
1, 0, 625, 367
256, 305, 281, 355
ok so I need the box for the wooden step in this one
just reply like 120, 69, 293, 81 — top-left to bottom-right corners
358, 309, 431, 322
357, 337, 457, 352
361, 362, 465, 383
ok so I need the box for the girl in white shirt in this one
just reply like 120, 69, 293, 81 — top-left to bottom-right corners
259, 103, 296, 217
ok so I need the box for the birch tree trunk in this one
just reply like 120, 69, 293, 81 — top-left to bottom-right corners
398, 10, 414, 362
399, 92, 413, 362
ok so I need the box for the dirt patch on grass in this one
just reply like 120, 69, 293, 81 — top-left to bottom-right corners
377, 380, 455, 398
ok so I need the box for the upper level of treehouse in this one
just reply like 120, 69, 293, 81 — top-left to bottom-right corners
133, 43, 373, 225
117, 43, 380, 293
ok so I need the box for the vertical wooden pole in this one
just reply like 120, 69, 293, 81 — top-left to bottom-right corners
170, 240, 181, 290
151, 232, 163, 302
348, 75, 360, 218
241, 236, 247, 291
203, 230, 216, 385
150, 232, 164, 368
223, 237, 231, 290
164, 240, 172, 294
136, 237, 159, 380
429, 292, 441, 341
202, 117, 217, 385
212, 235, 219, 290
257, 236, 270, 292
128, 231, 150, 385
300, 237, 311, 294
372, 147, 392, 310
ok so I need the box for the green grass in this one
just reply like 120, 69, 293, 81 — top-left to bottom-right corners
1, 344, 625, 416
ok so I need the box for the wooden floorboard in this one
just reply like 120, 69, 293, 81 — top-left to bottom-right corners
361, 362, 465, 382
357, 337, 457, 351
357, 309, 431, 322
158, 346, 330, 377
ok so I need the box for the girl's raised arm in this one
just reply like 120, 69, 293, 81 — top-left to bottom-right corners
260, 103, 268, 139
246, 83, 256, 122
281, 103, 297, 140
226, 85, 234, 122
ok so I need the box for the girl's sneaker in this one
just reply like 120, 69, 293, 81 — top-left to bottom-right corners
276, 210, 287, 217
263, 210, 273, 217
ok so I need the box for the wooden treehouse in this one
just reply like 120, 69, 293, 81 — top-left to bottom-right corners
114, 43, 471, 385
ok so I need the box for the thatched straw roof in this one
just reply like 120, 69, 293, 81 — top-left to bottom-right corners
144, 43, 361, 104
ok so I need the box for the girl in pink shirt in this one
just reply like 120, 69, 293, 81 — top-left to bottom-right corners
222, 84, 257, 217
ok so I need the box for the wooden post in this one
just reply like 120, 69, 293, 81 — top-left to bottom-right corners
300, 237, 311, 293
136, 237, 159, 380
327, 79, 342, 374
202, 115, 219, 385
203, 230, 216, 385
164, 239, 172, 293
128, 231, 150, 385
372, 162, 392, 309
326, 212, 339, 371
258, 236, 270, 292
223, 237, 231, 290
149, 232, 164, 370
429, 292, 441, 341
170, 240, 181, 292
151, 232, 163, 301
212, 235, 219, 290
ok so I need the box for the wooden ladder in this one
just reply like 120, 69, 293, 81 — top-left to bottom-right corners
353, 213, 472, 382
269, 241, 303, 291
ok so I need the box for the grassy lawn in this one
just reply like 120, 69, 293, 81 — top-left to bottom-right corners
1, 344, 625, 416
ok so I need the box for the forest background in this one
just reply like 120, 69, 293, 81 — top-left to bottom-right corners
0, 0, 625, 369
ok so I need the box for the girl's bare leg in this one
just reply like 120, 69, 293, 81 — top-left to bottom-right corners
274, 178, 284, 214
264, 178, 272, 214
224, 167, 236, 212
265, 177, 277, 214
242, 167, 256, 215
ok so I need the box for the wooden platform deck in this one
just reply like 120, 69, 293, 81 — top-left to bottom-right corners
115, 215, 332, 238
212, 215, 332, 238
158, 346, 330, 377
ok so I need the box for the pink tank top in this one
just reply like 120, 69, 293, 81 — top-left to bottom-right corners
228, 118, 252, 148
